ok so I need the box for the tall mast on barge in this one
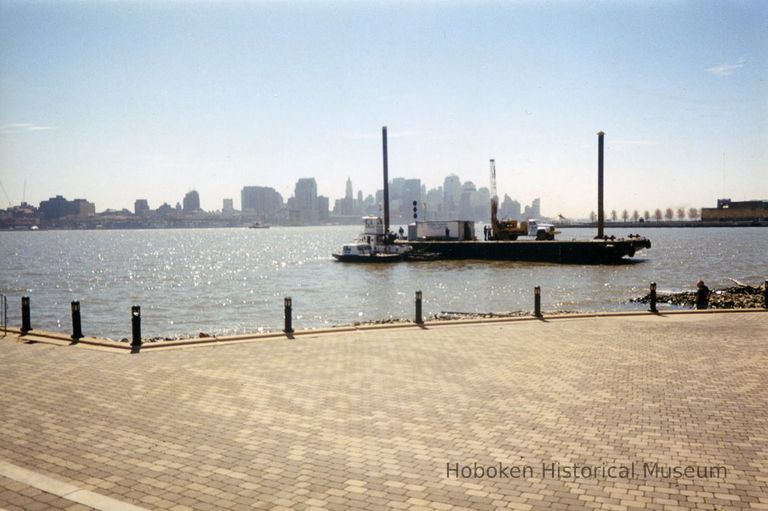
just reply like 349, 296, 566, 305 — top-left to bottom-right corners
382, 126, 390, 235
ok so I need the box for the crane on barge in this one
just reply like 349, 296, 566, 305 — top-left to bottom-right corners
489, 159, 556, 240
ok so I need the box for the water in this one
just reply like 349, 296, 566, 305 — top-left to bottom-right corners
1, 226, 765, 339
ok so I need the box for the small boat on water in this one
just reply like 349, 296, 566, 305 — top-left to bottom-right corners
332, 216, 411, 263
249, 222, 270, 229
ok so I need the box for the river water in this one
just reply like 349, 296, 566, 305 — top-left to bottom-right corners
0, 226, 765, 339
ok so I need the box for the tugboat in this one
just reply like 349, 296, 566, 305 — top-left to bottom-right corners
333, 126, 411, 263
332, 216, 410, 262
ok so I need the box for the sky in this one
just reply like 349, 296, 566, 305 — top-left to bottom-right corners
0, 0, 766, 218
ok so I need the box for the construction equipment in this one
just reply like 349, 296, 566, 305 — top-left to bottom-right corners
489, 159, 529, 240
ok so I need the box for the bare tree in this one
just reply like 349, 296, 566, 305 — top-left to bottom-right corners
688, 207, 699, 219
676, 208, 686, 220
664, 208, 674, 220
644, 210, 651, 222
654, 209, 663, 221
589, 211, 596, 222
622, 209, 629, 221
610, 210, 617, 222
632, 210, 639, 222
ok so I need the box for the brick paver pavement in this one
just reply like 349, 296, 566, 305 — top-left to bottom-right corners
1, 311, 767, 510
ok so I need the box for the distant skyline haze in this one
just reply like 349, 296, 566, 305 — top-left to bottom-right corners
0, 0, 766, 218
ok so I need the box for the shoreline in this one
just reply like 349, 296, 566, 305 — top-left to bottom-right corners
4, 307, 766, 352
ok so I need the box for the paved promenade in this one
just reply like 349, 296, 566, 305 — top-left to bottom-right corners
1, 311, 767, 511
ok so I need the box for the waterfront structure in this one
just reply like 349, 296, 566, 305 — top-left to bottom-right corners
182, 190, 200, 213
701, 199, 768, 222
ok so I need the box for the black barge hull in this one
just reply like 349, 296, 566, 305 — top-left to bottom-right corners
402, 237, 651, 264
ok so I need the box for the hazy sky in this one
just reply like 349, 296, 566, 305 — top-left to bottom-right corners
1, 0, 766, 218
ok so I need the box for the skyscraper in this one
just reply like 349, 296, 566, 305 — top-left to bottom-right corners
241, 186, 284, 219
134, 199, 150, 216
345, 177, 353, 200
182, 190, 200, 213
293, 178, 318, 224
443, 175, 462, 218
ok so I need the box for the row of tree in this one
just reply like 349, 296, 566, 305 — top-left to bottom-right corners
589, 208, 700, 222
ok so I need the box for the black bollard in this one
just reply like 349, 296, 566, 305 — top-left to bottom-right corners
534, 286, 542, 317
283, 297, 294, 335
131, 306, 142, 352
71, 301, 83, 341
764, 280, 767, 309
649, 282, 658, 313
21, 296, 31, 334
415, 290, 423, 325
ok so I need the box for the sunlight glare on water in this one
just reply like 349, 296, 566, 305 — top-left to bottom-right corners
1, 226, 765, 339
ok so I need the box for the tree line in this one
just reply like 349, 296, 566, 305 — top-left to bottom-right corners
588, 208, 700, 222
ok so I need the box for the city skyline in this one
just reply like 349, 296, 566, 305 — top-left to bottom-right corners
1, 2, 766, 217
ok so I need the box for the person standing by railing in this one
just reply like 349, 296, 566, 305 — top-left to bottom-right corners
695, 280, 711, 309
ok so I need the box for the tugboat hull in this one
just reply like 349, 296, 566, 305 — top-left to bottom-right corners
332, 253, 405, 263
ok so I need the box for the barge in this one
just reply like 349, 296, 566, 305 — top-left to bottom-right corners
333, 128, 651, 264
402, 237, 650, 264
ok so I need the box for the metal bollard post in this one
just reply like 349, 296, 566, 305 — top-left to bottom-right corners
71, 301, 83, 341
764, 280, 767, 309
283, 297, 294, 335
649, 282, 657, 313
21, 296, 32, 334
415, 290, 423, 325
1, 294, 6, 336
534, 286, 542, 317
131, 306, 142, 351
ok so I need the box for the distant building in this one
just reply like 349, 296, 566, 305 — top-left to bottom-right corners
701, 199, 768, 222
222, 198, 234, 215
292, 178, 319, 224
318, 195, 330, 222
443, 175, 462, 217
402, 179, 422, 218
473, 187, 491, 222
157, 203, 174, 217
459, 181, 477, 220
241, 186, 284, 219
182, 191, 201, 213
345, 177, 353, 200
73, 199, 95, 217
500, 195, 521, 220
39, 195, 95, 220
134, 199, 150, 216
523, 198, 541, 219
334, 177, 357, 216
